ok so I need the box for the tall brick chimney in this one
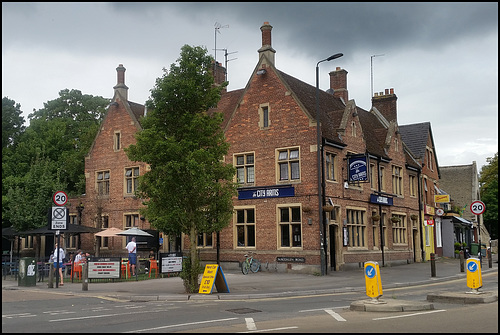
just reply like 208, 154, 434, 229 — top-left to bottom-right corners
113, 64, 128, 101
211, 61, 227, 88
258, 22, 276, 65
329, 67, 349, 103
372, 88, 398, 122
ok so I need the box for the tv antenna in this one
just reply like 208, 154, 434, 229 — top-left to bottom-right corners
214, 48, 238, 82
370, 54, 385, 98
214, 22, 229, 79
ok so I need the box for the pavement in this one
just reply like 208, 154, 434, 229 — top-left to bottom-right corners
3, 254, 498, 312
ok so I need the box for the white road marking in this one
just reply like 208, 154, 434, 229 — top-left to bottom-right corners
372, 309, 446, 320
238, 326, 298, 333
324, 309, 347, 321
245, 317, 257, 330
123, 317, 239, 333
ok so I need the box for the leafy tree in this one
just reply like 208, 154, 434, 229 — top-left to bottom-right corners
6, 154, 66, 232
126, 45, 237, 292
2, 90, 108, 229
2, 97, 25, 149
479, 152, 498, 239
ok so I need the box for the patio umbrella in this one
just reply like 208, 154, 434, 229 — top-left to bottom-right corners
95, 227, 124, 237
116, 227, 153, 237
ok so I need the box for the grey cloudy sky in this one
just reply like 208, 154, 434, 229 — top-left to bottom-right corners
2, 2, 498, 171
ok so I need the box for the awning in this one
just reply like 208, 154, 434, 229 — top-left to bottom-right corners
20, 223, 101, 235
452, 216, 473, 228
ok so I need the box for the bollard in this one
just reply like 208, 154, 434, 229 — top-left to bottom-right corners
430, 253, 436, 277
48, 263, 54, 288
82, 263, 88, 291
459, 251, 465, 272
488, 249, 492, 268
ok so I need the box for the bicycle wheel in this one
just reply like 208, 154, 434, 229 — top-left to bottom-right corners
250, 259, 261, 273
242, 261, 250, 275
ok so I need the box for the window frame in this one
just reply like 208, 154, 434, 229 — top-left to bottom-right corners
234, 207, 256, 248
277, 205, 303, 249
96, 170, 110, 196
346, 208, 367, 248
276, 147, 301, 183
234, 152, 255, 185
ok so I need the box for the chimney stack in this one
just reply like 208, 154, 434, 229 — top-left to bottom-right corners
329, 67, 348, 103
113, 64, 129, 101
372, 88, 398, 122
258, 22, 276, 65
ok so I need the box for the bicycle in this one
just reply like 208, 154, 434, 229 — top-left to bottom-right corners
241, 252, 261, 275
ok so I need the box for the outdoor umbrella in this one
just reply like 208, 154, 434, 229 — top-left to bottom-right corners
95, 227, 123, 237
116, 227, 153, 237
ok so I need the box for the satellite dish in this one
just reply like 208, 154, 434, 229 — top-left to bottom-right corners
326, 88, 335, 95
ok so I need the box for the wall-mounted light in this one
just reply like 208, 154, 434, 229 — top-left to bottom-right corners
256, 69, 267, 75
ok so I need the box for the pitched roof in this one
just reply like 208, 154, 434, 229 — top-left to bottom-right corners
398, 122, 431, 160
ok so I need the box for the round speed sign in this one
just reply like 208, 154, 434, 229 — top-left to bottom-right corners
53, 191, 68, 206
470, 200, 486, 215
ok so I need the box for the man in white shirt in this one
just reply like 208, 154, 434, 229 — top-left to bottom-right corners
53, 243, 65, 286
126, 237, 137, 276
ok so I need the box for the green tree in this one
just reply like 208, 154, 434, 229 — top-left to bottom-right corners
2, 90, 108, 229
479, 152, 498, 239
126, 45, 237, 293
2, 97, 25, 149
6, 154, 66, 232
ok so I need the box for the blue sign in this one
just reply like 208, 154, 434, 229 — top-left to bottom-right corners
348, 154, 368, 182
238, 186, 295, 200
467, 262, 478, 273
365, 265, 376, 278
370, 194, 394, 206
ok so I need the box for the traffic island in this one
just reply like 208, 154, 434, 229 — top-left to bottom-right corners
426, 291, 498, 304
350, 299, 434, 312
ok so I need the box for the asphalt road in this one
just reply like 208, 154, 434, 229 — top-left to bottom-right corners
2, 272, 498, 333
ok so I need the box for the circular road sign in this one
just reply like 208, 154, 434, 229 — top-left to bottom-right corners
53, 191, 68, 206
470, 200, 486, 215
365, 265, 376, 279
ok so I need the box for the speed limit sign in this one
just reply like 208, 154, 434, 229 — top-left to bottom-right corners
53, 191, 68, 206
470, 200, 486, 215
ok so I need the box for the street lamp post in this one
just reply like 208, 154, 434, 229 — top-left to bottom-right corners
316, 53, 343, 276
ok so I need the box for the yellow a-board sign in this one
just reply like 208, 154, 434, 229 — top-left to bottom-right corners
364, 261, 383, 298
198, 264, 230, 294
466, 258, 482, 289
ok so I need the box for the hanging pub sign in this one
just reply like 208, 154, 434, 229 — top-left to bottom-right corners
347, 154, 369, 183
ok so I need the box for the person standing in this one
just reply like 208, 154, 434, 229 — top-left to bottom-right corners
53, 243, 65, 286
74, 250, 83, 263
126, 237, 137, 276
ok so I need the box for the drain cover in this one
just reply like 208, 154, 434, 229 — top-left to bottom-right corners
226, 308, 261, 314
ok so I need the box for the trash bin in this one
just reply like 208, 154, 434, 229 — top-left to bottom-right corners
18, 257, 37, 287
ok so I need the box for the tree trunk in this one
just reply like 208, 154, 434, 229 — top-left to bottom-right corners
189, 225, 198, 292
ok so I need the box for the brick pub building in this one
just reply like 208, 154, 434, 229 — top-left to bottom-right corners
64, 22, 443, 274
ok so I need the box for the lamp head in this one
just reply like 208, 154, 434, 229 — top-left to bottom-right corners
327, 53, 343, 61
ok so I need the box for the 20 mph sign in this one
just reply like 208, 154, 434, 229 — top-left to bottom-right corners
470, 200, 486, 215
53, 191, 68, 206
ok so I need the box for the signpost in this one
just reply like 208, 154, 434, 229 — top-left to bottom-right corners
470, 200, 486, 261
50, 191, 68, 288
364, 261, 383, 302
